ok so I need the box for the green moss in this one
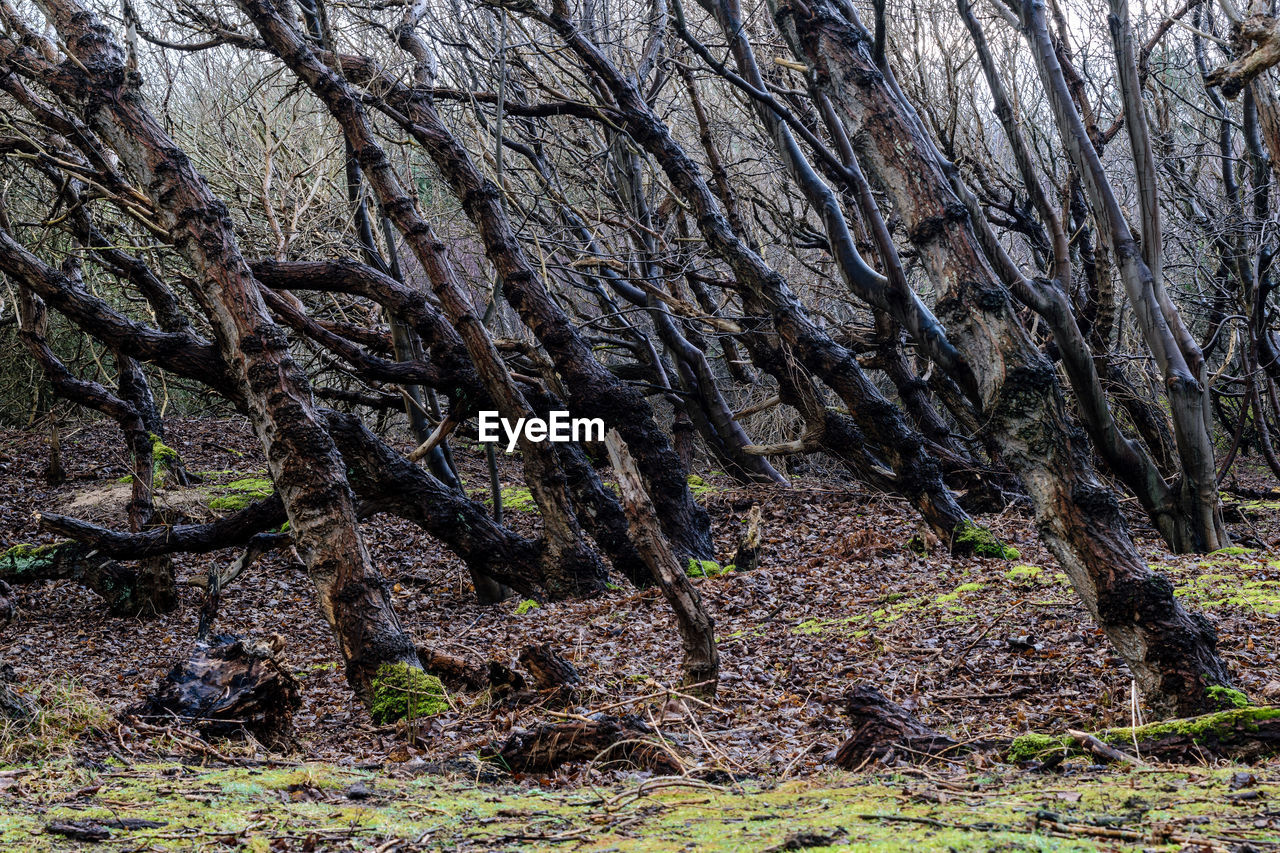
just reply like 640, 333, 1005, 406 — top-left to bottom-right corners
514, 599, 540, 615
1096, 706, 1280, 746
208, 494, 254, 511
224, 477, 273, 496
1175, 569, 1280, 612
953, 521, 1019, 560
1005, 564, 1042, 583
1212, 545, 1255, 556
208, 477, 274, 512
4, 758, 1280, 850
1, 542, 63, 577
1007, 732, 1071, 762
686, 474, 715, 499
686, 558, 728, 578
1010, 707, 1280, 763
149, 434, 178, 465
1206, 685, 1250, 709
481, 485, 537, 513
953, 582, 984, 594
368, 663, 448, 724
3, 542, 58, 560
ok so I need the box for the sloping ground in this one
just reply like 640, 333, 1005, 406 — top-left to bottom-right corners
1, 759, 1278, 851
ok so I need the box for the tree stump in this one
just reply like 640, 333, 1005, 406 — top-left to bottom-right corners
833, 685, 957, 768
518, 644, 581, 691
731, 505, 763, 572
482, 714, 682, 774
416, 646, 489, 692
137, 638, 300, 748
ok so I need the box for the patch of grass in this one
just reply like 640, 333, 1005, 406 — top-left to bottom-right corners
0, 679, 113, 762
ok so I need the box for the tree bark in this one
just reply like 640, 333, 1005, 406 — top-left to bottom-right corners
4, 0, 422, 703
771, 0, 1234, 715
606, 430, 718, 697
237, 0, 607, 598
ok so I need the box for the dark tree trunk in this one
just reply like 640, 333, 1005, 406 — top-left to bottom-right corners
607, 431, 719, 697
237, 0, 607, 598
323, 38, 717, 564
772, 0, 1235, 716
23, 0, 423, 703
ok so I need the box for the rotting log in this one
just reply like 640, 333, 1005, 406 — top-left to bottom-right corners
135, 638, 301, 748
481, 715, 682, 774
416, 647, 489, 692
518, 644, 582, 692
834, 685, 958, 768
0, 541, 170, 617
1009, 705, 1280, 765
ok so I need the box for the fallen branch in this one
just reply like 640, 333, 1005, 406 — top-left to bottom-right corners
0, 541, 163, 616
1010, 705, 1280, 763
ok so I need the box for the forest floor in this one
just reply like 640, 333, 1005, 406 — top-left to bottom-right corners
2, 417, 1280, 850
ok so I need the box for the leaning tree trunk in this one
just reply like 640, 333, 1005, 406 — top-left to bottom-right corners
771, 0, 1234, 715
606, 430, 719, 697
21, 0, 422, 703
527, 7, 975, 547
330, 25, 716, 564
238, 0, 608, 598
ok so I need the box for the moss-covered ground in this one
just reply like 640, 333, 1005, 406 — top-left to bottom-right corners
3, 759, 1279, 851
